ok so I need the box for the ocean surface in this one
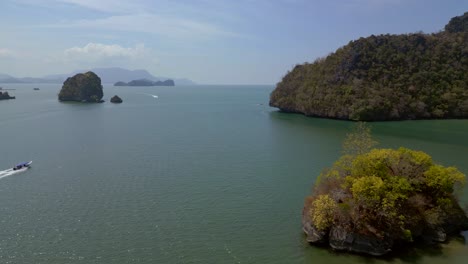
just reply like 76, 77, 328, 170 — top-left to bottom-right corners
0, 84, 467, 264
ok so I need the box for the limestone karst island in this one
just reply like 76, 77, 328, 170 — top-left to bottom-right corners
58, 71, 104, 103
270, 12, 468, 121
110, 95, 123, 103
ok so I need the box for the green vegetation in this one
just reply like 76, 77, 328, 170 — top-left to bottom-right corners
445, 11, 468, 33
342, 122, 377, 155
58, 71, 104, 102
270, 12, 468, 121
303, 123, 468, 255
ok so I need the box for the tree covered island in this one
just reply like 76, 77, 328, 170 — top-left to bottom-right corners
303, 124, 468, 256
270, 12, 468, 121
58, 71, 104, 103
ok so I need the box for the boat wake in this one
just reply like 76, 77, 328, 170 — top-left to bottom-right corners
141, 93, 158, 98
0, 168, 27, 180
0, 161, 31, 180
0, 168, 13, 175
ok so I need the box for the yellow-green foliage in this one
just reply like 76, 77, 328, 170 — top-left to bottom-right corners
309, 146, 466, 237
310, 195, 338, 231
424, 165, 466, 194
351, 176, 384, 204
398, 147, 433, 167
342, 122, 378, 156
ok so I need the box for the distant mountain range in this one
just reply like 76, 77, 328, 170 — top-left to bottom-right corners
0, 67, 196, 85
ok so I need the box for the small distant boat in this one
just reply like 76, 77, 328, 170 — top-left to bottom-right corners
33, 88, 40, 90
12, 161, 32, 171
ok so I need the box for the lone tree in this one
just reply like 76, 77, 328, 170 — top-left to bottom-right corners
303, 123, 468, 256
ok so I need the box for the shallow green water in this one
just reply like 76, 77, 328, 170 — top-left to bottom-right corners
0, 84, 467, 263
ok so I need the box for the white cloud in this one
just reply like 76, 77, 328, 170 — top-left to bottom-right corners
38, 43, 157, 74
19, 0, 242, 39
63, 43, 147, 61
348, 0, 405, 8
56, 0, 144, 13
41, 13, 240, 39
0, 48, 15, 58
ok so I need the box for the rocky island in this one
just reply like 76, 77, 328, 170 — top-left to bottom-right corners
110, 95, 123, 103
270, 12, 468, 121
0, 91, 15, 100
114, 79, 175, 87
303, 124, 468, 256
58, 71, 104, 102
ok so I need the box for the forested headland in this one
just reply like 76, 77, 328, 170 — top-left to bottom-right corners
270, 12, 468, 121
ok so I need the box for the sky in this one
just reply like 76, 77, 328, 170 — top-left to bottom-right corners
0, 0, 466, 84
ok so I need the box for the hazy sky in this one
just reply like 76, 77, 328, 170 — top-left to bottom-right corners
0, 0, 466, 84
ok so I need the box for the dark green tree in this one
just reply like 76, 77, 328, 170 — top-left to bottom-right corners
445, 11, 468, 33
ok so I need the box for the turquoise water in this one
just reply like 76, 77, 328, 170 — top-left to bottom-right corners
0, 84, 467, 263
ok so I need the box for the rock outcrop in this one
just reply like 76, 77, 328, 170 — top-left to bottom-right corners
58, 71, 104, 102
328, 226, 393, 256
304, 196, 468, 256
110, 95, 123, 103
0, 91, 15, 100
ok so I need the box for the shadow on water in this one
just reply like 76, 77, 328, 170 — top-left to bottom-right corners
303, 235, 468, 264
268, 110, 355, 136
269, 110, 468, 147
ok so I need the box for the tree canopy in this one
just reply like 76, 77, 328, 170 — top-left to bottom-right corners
445, 11, 468, 33
270, 12, 468, 121
303, 123, 468, 255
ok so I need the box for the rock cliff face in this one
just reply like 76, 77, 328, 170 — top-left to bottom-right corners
304, 192, 468, 257
270, 12, 468, 121
58, 71, 104, 102
303, 201, 394, 256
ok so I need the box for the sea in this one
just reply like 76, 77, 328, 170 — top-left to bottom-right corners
0, 83, 467, 263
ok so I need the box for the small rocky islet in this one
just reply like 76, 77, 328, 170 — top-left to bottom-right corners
302, 124, 468, 256
58, 71, 122, 103
0, 91, 15, 100
110, 95, 123, 103
58, 71, 104, 103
